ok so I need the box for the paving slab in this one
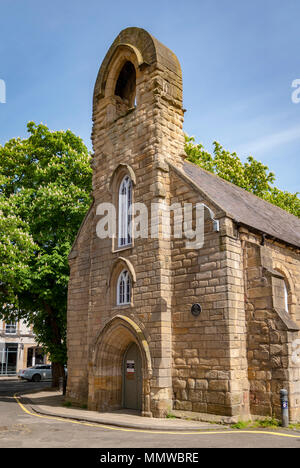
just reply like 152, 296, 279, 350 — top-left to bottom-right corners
19, 390, 227, 432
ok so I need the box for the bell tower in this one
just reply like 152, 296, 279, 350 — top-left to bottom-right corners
91, 27, 185, 173
87, 28, 186, 417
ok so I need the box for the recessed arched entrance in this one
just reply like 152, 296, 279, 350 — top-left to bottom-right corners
123, 342, 142, 410
89, 315, 152, 416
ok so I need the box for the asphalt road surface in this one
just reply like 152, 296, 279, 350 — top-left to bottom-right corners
1, 379, 300, 449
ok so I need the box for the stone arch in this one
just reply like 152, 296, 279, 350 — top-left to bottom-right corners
94, 45, 141, 121
93, 27, 182, 112
89, 315, 152, 416
109, 163, 136, 193
98, 45, 142, 103
108, 257, 136, 305
273, 261, 297, 318
104, 50, 139, 104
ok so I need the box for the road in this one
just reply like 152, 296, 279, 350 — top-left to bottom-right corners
1, 380, 300, 449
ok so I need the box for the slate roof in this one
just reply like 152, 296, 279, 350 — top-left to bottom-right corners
182, 160, 300, 249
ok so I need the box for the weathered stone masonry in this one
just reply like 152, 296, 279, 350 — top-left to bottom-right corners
67, 27, 300, 421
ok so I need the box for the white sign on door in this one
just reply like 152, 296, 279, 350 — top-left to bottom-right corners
126, 360, 135, 373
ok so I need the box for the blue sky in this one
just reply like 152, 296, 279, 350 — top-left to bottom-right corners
0, 0, 299, 193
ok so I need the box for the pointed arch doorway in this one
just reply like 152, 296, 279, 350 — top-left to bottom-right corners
90, 315, 153, 416
123, 342, 142, 410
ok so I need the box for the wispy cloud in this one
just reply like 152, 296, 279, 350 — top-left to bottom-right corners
236, 124, 300, 156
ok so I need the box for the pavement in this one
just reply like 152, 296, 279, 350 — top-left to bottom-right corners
0, 376, 19, 381
2, 382, 300, 447
18, 389, 226, 432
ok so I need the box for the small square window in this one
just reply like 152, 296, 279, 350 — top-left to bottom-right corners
5, 322, 17, 334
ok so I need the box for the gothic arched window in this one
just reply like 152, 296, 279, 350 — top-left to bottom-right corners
118, 175, 132, 248
117, 270, 131, 305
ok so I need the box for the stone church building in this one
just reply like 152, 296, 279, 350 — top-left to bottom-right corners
66, 27, 300, 421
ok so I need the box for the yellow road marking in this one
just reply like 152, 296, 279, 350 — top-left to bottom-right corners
14, 394, 300, 438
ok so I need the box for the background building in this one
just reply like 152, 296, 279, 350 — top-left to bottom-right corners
0, 319, 46, 375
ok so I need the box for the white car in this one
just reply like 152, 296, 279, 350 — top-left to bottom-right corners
18, 364, 52, 382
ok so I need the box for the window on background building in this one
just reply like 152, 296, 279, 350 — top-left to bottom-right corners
5, 322, 17, 334
118, 175, 133, 248
117, 270, 131, 305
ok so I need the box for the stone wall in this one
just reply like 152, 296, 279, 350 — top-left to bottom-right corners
169, 168, 250, 418
66, 206, 93, 404
240, 228, 300, 421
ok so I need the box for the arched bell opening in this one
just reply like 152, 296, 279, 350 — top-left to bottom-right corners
115, 61, 136, 108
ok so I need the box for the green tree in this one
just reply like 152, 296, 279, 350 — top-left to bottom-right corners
184, 135, 300, 218
0, 122, 92, 385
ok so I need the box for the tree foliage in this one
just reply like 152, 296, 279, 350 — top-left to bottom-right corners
184, 135, 300, 217
0, 122, 92, 382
